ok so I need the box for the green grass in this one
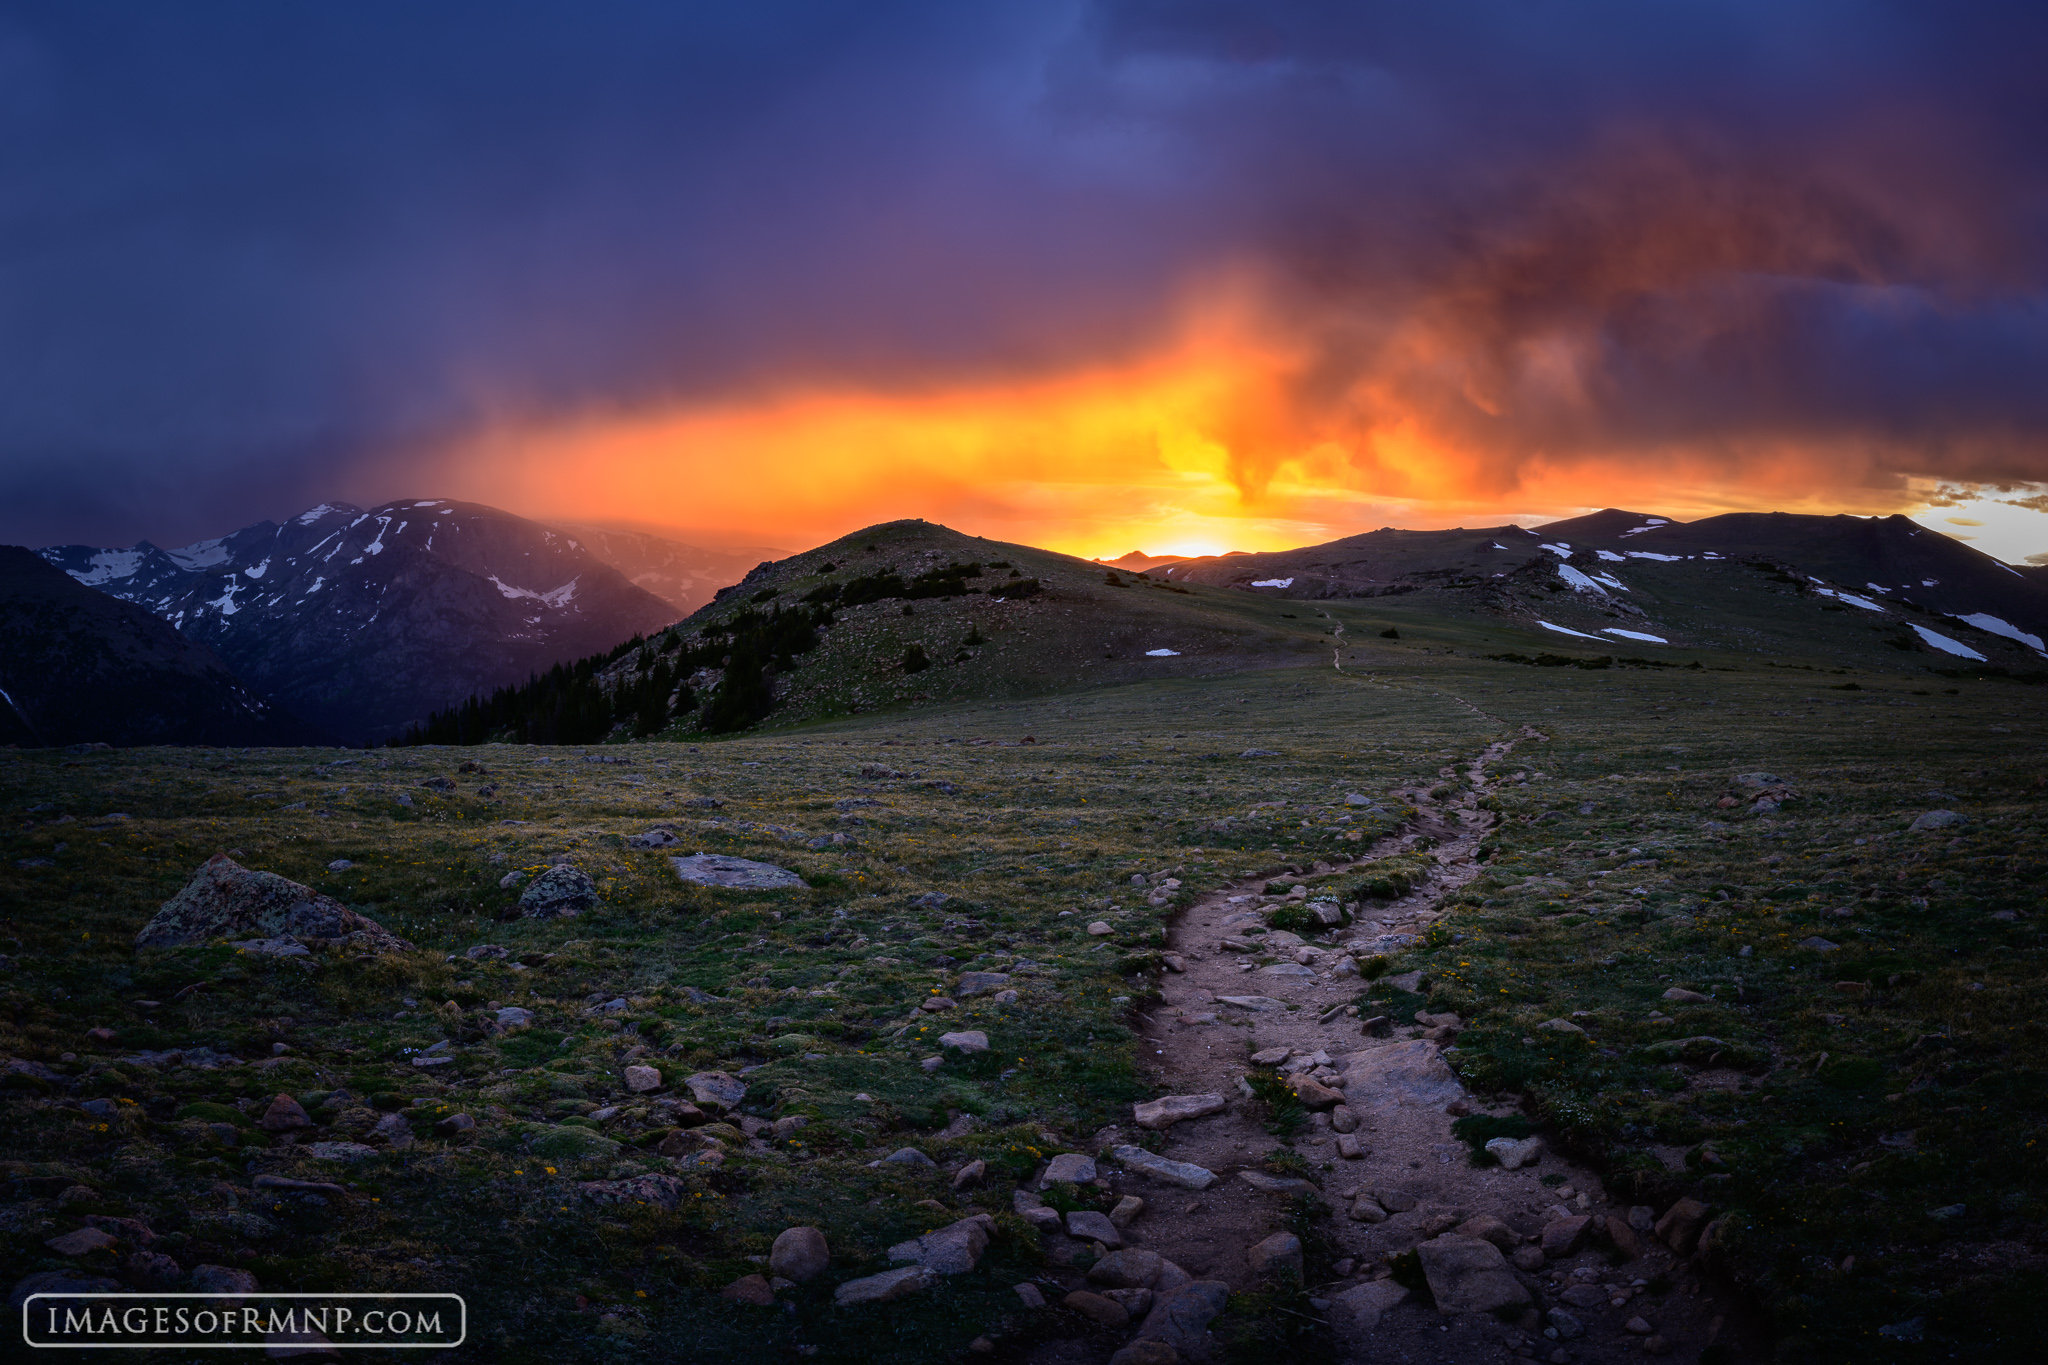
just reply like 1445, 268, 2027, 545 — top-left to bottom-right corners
3, 648, 2045, 1361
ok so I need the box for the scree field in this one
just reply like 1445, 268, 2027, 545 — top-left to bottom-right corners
2, 650, 2044, 1363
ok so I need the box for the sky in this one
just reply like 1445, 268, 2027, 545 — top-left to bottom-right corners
5, 1, 2048, 562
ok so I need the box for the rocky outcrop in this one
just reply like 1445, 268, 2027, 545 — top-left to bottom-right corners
135, 855, 411, 952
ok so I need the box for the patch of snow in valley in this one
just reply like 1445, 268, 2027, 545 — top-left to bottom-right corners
294, 503, 346, 525
243, 557, 270, 579
1864, 583, 1893, 593
1145, 648, 1180, 656
1952, 612, 2044, 653
1620, 519, 1669, 536
1539, 543, 1572, 558
1625, 551, 1683, 562
489, 575, 581, 607
70, 549, 145, 585
1592, 572, 1629, 591
1595, 549, 1625, 561
1250, 578, 1294, 588
1490, 542, 1510, 550
166, 537, 231, 570
1601, 627, 1668, 643
1556, 565, 1606, 594
1911, 624, 1986, 660
1538, 620, 1604, 640
1815, 587, 1887, 612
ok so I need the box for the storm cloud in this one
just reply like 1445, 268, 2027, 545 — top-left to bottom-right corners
4, 1, 2046, 546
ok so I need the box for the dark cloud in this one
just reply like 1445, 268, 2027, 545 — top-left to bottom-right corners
3, 1, 2045, 545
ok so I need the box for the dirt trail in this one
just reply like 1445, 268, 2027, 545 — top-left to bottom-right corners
1033, 737, 1751, 1362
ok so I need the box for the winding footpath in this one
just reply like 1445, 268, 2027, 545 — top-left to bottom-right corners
1027, 736, 1751, 1364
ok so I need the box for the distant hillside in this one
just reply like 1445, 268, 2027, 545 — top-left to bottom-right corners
0, 546, 318, 748
1093, 550, 1193, 573
41, 500, 679, 744
546, 522, 786, 616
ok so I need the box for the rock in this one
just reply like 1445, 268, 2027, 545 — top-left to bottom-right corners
1547, 1308, 1586, 1340
305, 1142, 378, 1161
1487, 1135, 1545, 1170
1066, 1210, 1122, 1247
1327, 1280, 1409, 1338
1216, 995, 1287, 1012
951, 1160, 987, 1190
1101, 1287, 1153, 1318
1558, 1284, 1607, 1310
1512, 1245, 1546, 1271
1542, 1215, 1592, 1258
1909, 810, 1965, 832
1065, 1290, 1130, 1327
1349, 1195, 1387, 1223
1108, 1343, 1181, 1365
1625, 1316, 1654, 1335
1606, 1215, 1646, 1260
1416, 1236, 1531, 1315
1134, 1093, 1226, 1130
136, 855, 412, 952
623, 1064, 662, 1092
834, 1265, 936, 1306
519, 866, 600, 918
1454, 1215, 1518, 1250
683, 1071, 746, 1111
1238, 1170, 1315, 1195
937, 1030, 989, 1053
1089, 1249, 1164, 1290
1250, 1047, 1292, 1065
719, 1274, 776, 1305
770, 1226, 830, 1282
1087, 921, 1114, 936
1662, 988, 1712, 1004
1013, 1282, 1047, 1309
625, 828, 682, 850
1246, 1232, 1302, 1279
498, 872, 527, 889
432, 1112, 475, 1138
1043, 1152, 1098, 1185
1136, 1280, 1230, 1355
883, 1147, 936, 1167
9, 1270, 122, 1310
1112, 1144, 1217, 1190
1160, 953, 1187, 973
189, 1264, 261, 1299
1375, 1187, 1420, 1213
1259, 962, 1316, 978
45, 1227, 119, 1256
253, 1175, 348, 1197
669, 853, 806, 889
1329, 1104, 1360, 1133
887, 1214, 994, 1274
1021, 1206, 1062, 1231
259, 1093, 312, 1131
918, 996, 957, 1013
955, 972, 1011, 996
1291, 1074, 1344, 1109
494, 1006, 534, 1028
1654, 1198, 1711, 1256
1798, 936, 1840, 952
1534, 1018, 1585, 1035
1336, 1039, 1465, 1108
1110, 1195, 1145, 1227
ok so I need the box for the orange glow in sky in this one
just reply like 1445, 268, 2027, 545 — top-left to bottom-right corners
437, 277, 2000, 560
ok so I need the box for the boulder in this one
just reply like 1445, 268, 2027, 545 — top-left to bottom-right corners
577, 1174, 688, 1211
1454, 1215, 1519, 1250
955, 972, 1010, 997
1349, 1195, 1387, 1224
1064, 1290, 1129, 1326
951, 1160, 987, 1190
1109, 1195, 1145, 1227
623, 1065, 662, 1092
1290, 1074, 1344, 1109
1013, 1282, 1047, 1309
1065, 1210, 1121, 1247
1088, 1249, 1164, 1290
519, 866, 600, 918
1662, 988, 1712, 1004
769, 1226, 830, 1283
1135, 1280, 1230, 1355
1329, 1104, 1360, 1134
670, 853, 805, 889
1606, 1215, 1646, 1261
1327, 1280, 1409, 1338
1337, 1040, 1465, 1108
1486, 1135, 1544, 1170
1246, 1232, 1302, 1279
887, 1215, 993, 1275
494, 1006, 534, 1028
1542, 1215, 1592, 1259
136, 855, 411, 952
1043, 1152, 1098, 1185
718, 1274, 775, 1305
938, 1030, 989, 1053
882, 1147, 935, 1167
1415, 1236, 1531, 1314
9, 1271, 122, 1311
189, 1265, 260, 1300
1215, 995, 1287, 1012
1238, 1170, 1315, 1195
259, 1093, 312, 1131
683, 1071, 746, 1111
1111, 1144, 1217, 1190
624, 828, 680, 849
1909, 810, 1965, 832
1655, 1198, 1711, 1256
1100, 1287, 1153, 1318
834, 1265, 936, 1306
44, 1228, 118, 1256
1133, 1093, 1226, 1130
1108, 1343, 1181, 1365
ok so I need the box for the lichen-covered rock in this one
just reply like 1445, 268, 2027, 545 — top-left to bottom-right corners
136, 855, 411, 952
668, 854, 805, 890
518, 865, 599, 918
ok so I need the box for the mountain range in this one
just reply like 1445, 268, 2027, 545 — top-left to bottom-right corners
37, 501, 679, 744
0, 547, 316, 747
